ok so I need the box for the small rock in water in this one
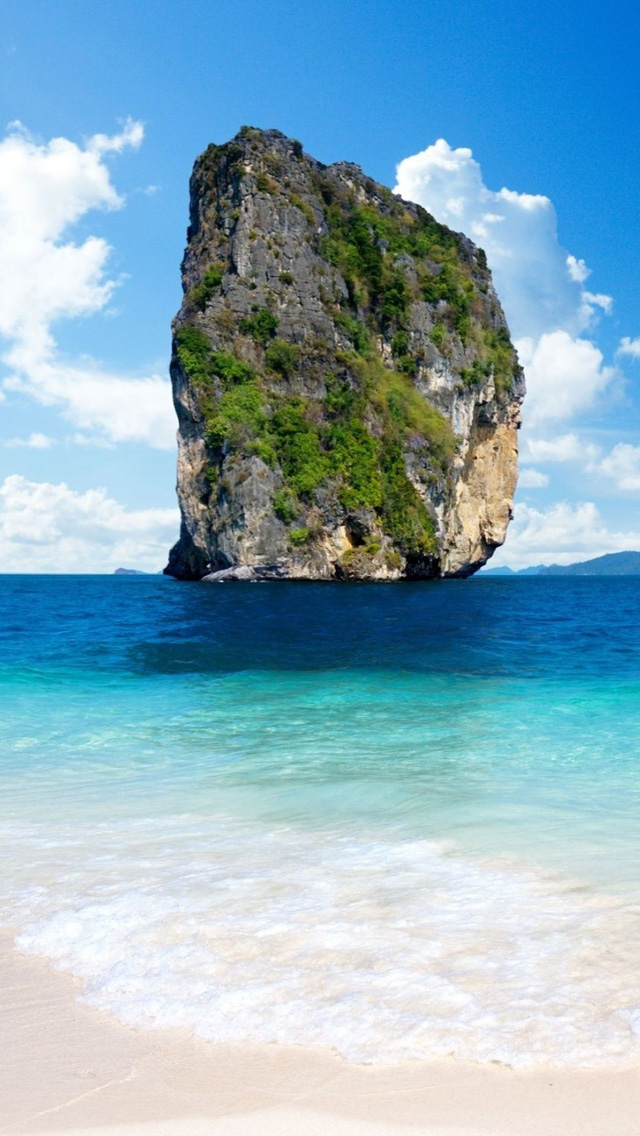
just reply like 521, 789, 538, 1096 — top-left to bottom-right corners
202, 564, 286, 583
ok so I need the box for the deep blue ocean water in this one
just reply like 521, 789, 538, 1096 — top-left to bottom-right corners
2, 574, 640, 1066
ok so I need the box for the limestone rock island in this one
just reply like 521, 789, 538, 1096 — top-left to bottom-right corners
165, 128, 524, 581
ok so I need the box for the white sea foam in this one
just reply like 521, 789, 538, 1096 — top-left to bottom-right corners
4, 814, 640, 1067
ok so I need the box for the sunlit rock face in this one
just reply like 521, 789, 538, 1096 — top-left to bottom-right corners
166, 128, 524, 581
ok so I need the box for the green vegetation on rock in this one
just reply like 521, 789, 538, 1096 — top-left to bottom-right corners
482, 326, 516, 393
176, 323, 445, 554
210, 351, 256, 386
190, 262, 225, 311
269, 398, 327, 495
380, 437, 436, 555
316, 198, 413, 324
256, 171, 278, 195
205, 382, 265, 450
334, 311, 371, 356
239, 307, 279, 343
289, 192, 315, 226
175, 326, 213, 389
325, 406, 383, 510
308, 168, 519, 387
265, 338, 299, 376
289, 527, 310, 546
273, 488, 300, 524
429, 323, 447, 349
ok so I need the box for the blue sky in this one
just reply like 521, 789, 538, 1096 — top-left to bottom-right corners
1, 0, 639, 570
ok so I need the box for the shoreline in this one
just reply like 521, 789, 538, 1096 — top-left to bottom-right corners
2, 934, 640, 1135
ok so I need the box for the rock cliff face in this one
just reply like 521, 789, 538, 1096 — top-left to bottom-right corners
165, 128, 524, 581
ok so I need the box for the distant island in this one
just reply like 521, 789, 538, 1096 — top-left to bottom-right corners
482, 551, 640, 576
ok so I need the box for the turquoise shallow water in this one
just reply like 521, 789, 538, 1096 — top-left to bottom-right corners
2, 575, 640, 1066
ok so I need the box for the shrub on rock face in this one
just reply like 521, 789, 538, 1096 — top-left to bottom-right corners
190, 262, 225, 310
429, 323, 447, 349
239, 308, 279, 343
256, 171, 278, 195
289, 527, 310, 546
273, 488, 299, 524
265, 339, 299, 376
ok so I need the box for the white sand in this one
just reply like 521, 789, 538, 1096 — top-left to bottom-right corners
1, 933, 639, 1136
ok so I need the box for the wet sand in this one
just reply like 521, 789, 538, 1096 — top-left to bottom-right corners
1, 933, 639, 1136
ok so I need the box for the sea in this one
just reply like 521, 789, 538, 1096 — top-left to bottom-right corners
2, 573, 640, 1068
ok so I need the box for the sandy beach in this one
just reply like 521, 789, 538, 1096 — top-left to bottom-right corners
1, 933, 639, 1136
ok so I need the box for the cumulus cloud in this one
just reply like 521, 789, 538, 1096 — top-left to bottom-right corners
618, 337, 640, 359
518, 468, 549, 488
566, 255, 590, 285
516, 332, 614, 426
492, 500, 640, 570
4, 357, 175, 448
582, 290, 613, 316
0, 474, 179, 572
591, 443, 640, 491
70, 433, 115, 449
4, 432, 54, 449
394, 139, 615, 424
0, 120, 175, 448
522, 432, 601, 463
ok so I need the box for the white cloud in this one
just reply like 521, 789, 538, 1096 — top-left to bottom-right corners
516, 332, 614, 425
592, 443, 640, 491
518, 468, 549, 488
394, 139, 615, 424
0, 474, 179, 572
0, 120, 175, 449
522, 432, 601, 464
582, 291, 613, 315
4, 432, 54, 449
5, 356, 175, 448
70, 433, 115, 449
618, 337, 640, 359
88, 119, 144, 156
493, 500, 640, 570
566, 255, 590, 284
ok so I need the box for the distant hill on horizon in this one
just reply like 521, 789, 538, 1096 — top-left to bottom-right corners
482, 551, 640, 577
